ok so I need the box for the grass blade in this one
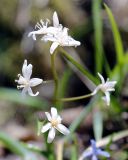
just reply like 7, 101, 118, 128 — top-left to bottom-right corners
93, 110, 103, 141
0, 87, 48, 109
104, 4, 124, 65
92, 0, 104, 73
0, 131, 36, 160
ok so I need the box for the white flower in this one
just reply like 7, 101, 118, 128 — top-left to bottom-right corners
15, 60, 43, 96
28, 11, 81, 53
28, 12, 62, 40
41, 107, 70, 143
91, 73, 117, 106
42, 27, 81, 54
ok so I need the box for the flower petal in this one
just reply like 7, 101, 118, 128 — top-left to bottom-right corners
22, 60, 27, 77
21, 87, 28, 97
56, 124, 70, 135
16, 75, 25, 85
81, 150, 92, 159
91, 140, 97, 151
57, 115, 62, 123
30, 78, 43, 87
41, 34, 56, 42
105, 81, 117, 91
53, 11, 59, 27
25, 64, 33, 80
28, 87, 39, 96
41, 123, 51, 133
66, 39, 81, 47
92, 155, 98, 160
28, 32, 37, 40
51, 107, 58, 119
102, 92, 110, 106
62, 27, 68, 36
98, 73, 105, 84
91, 86, 101, 95
50, 42, 59, 54
22, 60, 32, 80
45, 112, 52, 121
47, 127, 56, 143
97, 149, 110, 157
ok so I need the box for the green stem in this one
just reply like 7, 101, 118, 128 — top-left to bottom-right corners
44, 133, 55, 160
51, 53, 59, 106
0, 131, 36, 160
57, 93, 93, 102
60, 48, 97, 85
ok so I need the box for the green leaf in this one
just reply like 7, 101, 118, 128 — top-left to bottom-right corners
93, 110, 103, 141
110, 65, 120, 81
0, 131, 36, 160
104, 4, 124, 65
110, 54, 128, 92
71, 145, 78, 160
60, 48, 98, 85
0, 87, 48, 109
92, 0, 104, 73
37, 120, 44, 136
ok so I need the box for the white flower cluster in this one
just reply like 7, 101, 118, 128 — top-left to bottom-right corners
15, 11, 117, 144
28, 12, 81, 54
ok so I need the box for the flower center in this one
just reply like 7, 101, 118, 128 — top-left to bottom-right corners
24, 80, 29, 86
100, 85, 107, 93
51, 119, 58, 127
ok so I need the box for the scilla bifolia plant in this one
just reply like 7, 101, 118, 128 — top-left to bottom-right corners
14, 8, 123, 160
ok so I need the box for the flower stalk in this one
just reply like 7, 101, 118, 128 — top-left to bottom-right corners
51, 52, 59, 105
44, 133, 55, 160
57, 93, 93, 102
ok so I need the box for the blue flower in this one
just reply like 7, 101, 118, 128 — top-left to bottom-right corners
80, 140, 110, 160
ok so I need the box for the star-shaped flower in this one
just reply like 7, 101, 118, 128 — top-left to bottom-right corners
91, 73, 117, 106
28, 11, 81, 53
15, 60, 43, 96
28, 12, 62, 40
41, 107, 70, 143
79, 140, 110, 160
42, 27, 81, 54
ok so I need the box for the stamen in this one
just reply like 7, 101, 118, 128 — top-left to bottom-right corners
40, 19, 44, 26
45, 19, 50, 26
35, 22, 42, 29
51, 119, 58, 127
17, 86, 20, 89
17, 85, 25, 89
